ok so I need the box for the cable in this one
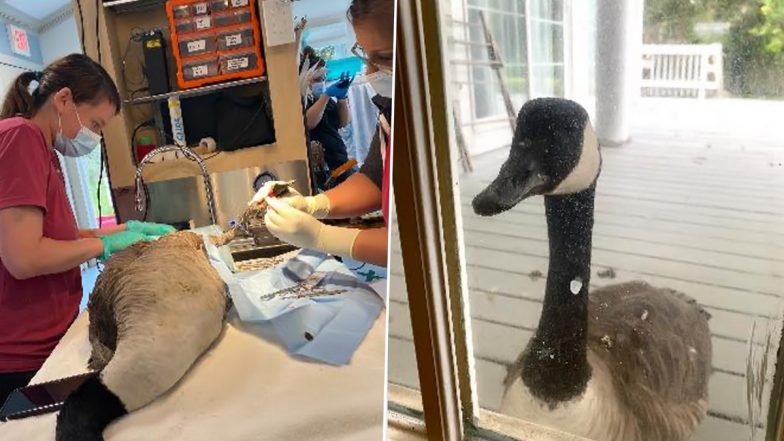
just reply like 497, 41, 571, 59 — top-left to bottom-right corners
348, 262, 367, 272
95, 0, 105, 229
97, 140, 105, 229
95, 0, 101, 63
121, 27, 148, 90
76, 0, 85, 54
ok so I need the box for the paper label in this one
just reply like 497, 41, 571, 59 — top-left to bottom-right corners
194, 3, 209, 14
227, 58, 249, 70
225, 34, 243, 47
192, 65, 209, 77
231, 0, 249, 6
187, 40, 207, 52
194, 16, 212, 30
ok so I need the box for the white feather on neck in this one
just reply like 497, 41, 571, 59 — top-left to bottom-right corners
549, 123, 600, 195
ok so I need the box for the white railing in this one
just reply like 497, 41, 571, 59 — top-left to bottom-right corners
641, 43, 724, 98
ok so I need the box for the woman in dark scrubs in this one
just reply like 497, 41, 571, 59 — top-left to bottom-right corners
260, 0, 394, 267
300, 49, 357, 189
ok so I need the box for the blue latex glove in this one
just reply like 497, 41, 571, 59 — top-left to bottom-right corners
325, 71, 354, 99
126, 220, 176, 236
99, 231, 152, 261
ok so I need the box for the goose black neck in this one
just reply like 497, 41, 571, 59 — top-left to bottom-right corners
521, 186, 595, 405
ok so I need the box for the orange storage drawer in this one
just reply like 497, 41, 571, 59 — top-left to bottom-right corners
179, 31, 217, 57
190, 1, 210, 15
213, 7, 251, 27
216, 25, 254, 51
183, 56, 220, 81
220, 50, 258, 74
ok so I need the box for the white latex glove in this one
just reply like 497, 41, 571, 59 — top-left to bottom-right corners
265, 197, 359, 259
251, 181, 331, 219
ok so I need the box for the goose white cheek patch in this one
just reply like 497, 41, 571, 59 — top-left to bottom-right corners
550, 123, 601, 195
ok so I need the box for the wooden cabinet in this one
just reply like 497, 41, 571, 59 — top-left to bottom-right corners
73, 0, 308, 221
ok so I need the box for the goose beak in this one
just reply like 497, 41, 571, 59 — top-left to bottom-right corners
472, 158, 549, 216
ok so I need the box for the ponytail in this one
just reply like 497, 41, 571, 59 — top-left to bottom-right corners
1, 71, 40, 119
1, 53, 121, 120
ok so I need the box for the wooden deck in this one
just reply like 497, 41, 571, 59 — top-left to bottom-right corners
388, 124, 784, 441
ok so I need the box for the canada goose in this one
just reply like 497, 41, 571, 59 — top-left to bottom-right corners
472, 98, 712, 441
56, 231, 228, 441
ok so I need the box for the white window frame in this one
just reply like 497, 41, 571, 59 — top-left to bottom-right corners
524, 0, 567, 99
464, 0, 528, 122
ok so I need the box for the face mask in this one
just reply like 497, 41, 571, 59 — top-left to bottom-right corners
311, 82, 325, 98
366, 71, 393, 99
54, 103, 102, 157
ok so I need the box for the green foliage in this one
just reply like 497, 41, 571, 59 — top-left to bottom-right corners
314, 45, 336, 62
644, 0, 784, 96
724, 0, 784, 95
644, 0, 700, 43
750, 0, 784, 54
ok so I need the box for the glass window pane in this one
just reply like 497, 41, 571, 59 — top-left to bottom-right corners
464, 3, 528, 120
388, 199, 423, 407
425, 0, 784, 440
530, 21, 564, 64
530, 64, 563, 97
529, 0, 563, 22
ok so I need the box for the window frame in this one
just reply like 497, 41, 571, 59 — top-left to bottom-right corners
389, 1, 784, 441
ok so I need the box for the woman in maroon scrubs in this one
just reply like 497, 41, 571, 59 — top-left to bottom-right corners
0, 54, 169, 403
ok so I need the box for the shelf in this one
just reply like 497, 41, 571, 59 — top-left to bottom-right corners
139, 142, 278, 183
124, 76, 268, 105
102, 0, 166, 13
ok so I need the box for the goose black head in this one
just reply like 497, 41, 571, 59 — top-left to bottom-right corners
472, 98, 601, 216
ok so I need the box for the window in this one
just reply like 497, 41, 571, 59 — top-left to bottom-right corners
390, 1, 784, 440
465, 0, 529, 119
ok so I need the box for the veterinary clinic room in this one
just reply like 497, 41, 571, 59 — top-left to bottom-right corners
388, 1, 784, 441
0, 0, 393, 440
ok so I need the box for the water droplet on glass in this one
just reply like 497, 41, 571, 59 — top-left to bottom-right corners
570, 277, 583, 295
601, 335, 613, 349
641, 310, 649, 321
689, 346, 697, 355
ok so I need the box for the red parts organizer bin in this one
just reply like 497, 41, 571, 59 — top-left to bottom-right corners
166, 0, 265, 89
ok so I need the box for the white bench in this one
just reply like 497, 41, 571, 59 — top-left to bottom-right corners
641, 43, 724, 98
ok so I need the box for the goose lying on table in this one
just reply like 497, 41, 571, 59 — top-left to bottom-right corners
56, 231, 228, 441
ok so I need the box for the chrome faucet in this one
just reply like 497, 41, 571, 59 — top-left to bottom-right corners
134, 145, 218, 225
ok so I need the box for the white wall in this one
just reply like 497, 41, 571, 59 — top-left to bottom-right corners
0, 60, 36, 98
39, 15, 81, 64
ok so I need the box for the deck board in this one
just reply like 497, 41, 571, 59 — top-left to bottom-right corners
387, 125, 784, 439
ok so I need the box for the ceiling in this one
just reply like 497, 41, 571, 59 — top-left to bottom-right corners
0, 0, 71, 32
293, 0, 352, 26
